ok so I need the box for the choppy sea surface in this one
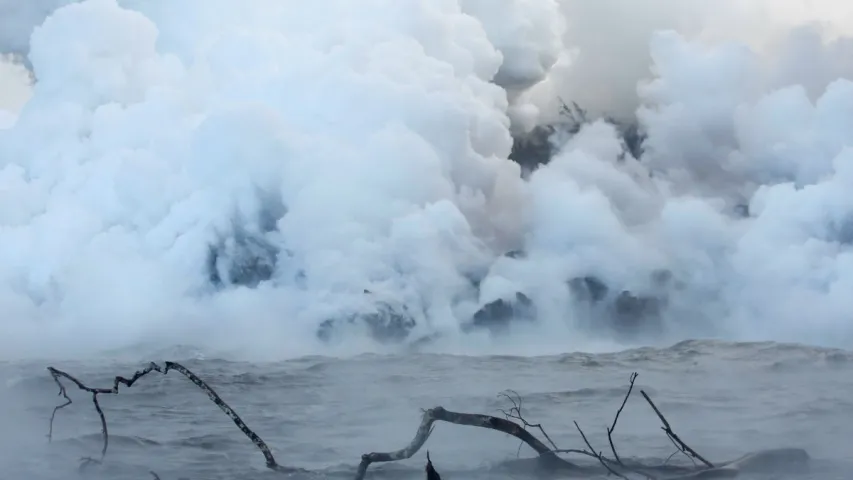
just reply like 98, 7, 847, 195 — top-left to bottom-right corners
1, 339, 852, 480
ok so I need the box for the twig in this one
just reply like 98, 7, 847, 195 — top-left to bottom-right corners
553, 448, 658, 478
78, 456, 101, 472
46, 362, 300, 474
150, 472, 162, 480
497, 384, 654, 480
640, 390, 714, 469
47, 391, 71, 442
354, 406, 576, 480
608, 372, 638, 464
666, 434, 696, 466
498, 389, 559, 451
663, 450, 680, 465
573, 421, 629, 480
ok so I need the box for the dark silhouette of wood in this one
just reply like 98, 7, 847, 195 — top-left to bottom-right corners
43, 364, 809, 480
608, 372, 638, 464
354, 406, 575, 480
573, 420, 631, 480
425, 451, 441, 480
46, 363, 300, 474
641, 390, 715, 468
498, 389, 560, 453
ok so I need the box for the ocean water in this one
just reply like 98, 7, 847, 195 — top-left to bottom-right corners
2, 339, 851, 480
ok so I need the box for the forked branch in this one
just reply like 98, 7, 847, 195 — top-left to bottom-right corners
46, 362, 299, 474
45, 365, 806, 480
640, 390, 714, 469
573, 420, 630, 480
498, 389, 560, 453
354, 406, 576, 480
608, 371, 638, 464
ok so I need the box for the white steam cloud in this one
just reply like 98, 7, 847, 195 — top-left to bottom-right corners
1, 0, 852, 359
0, 55, 32, 128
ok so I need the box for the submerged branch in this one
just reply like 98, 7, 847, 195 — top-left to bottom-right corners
48, 363, 166, 466
608, 372, 638, 465
44, 364, 809, 480
354, 406, 575, 480
498, 389, 560, 452
640, 390, 715, 469
425, 451, 441, 480
573, 420, 630, 480
46, 362, 299, 473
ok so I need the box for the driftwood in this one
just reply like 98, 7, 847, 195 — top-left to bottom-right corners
45, 364, 810, 479
355, 406, 577, 480
46, 363, 299, 474
425, 451, 441, 480
640, 390, 714, 468
608, 371, 637, 464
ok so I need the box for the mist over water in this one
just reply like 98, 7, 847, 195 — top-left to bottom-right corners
2, 0, 853, 360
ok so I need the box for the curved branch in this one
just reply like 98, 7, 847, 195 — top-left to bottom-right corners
573, 420, 629, 480
498, 389, 559, 452
46, 362, 299, 473
44, 363, 810, 480
608, 372, 637, 464
48, 363, 165, 466
354, 406, 575, 480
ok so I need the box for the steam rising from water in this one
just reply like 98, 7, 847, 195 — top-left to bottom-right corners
1, 0, 852, 359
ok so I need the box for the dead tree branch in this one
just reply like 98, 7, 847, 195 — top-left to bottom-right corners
640, 390, 714, 469
354, 406, 576, 480
573, 420, 630, 480
44, 364, 809, 480
425, 451, 441, 480
46, 362, 299, 474
608, 372, 638, 464
498, 389, 559, 452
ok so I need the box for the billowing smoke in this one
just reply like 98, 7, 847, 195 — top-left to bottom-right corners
1, 0, 852, 359
0, 54, 32, 127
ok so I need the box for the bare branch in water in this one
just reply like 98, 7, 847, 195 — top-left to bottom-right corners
640, 390, 715, 469
354, 406, 576, 480
573, 420, 630, 480
44, 363, 809, 480
498, 389, 560, 452
608, 372, 638, 464
425, 451, 441, 480
46, 362, 301, 474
